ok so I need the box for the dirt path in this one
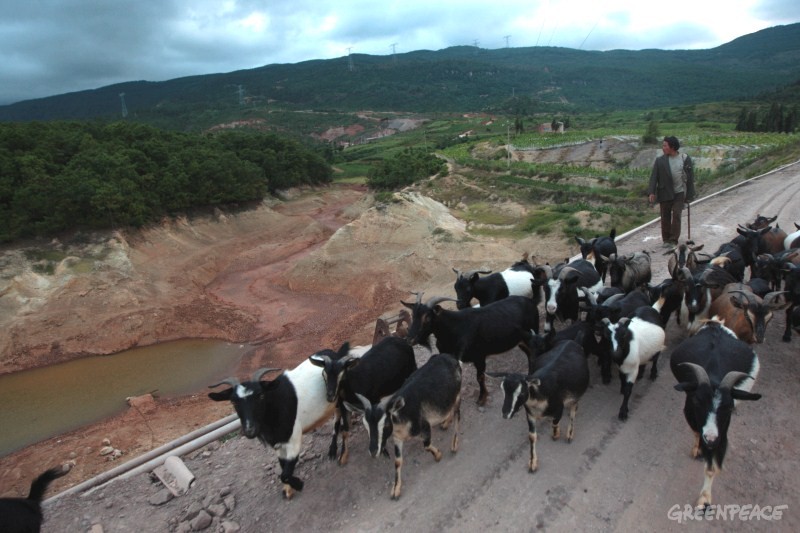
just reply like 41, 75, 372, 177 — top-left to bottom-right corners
34, 163, 800, 532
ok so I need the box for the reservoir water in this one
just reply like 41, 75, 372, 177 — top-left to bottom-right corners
0, 339, 247, 457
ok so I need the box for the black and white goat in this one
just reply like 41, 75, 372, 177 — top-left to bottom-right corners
451, 261, 537, 309
208, 359, 336, 499
0, 465, 70, 533
347, 353, 462, 500
671, 320, 761, 509
543, 259, 602, 333
402, 291, 539, 405
489, 338, 589, 473
575, 228, 617, 283
601, 306, 665, 420
581, 288, 651, 383
309, 337, 417, 464
784, 222, 800, 250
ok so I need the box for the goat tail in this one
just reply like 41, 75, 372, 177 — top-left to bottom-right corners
28, 465, 70, 502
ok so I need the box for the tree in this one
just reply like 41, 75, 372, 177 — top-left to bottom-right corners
642, 120, 661, 144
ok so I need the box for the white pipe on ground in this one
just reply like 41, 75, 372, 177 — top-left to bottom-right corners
46, 414, 239, 503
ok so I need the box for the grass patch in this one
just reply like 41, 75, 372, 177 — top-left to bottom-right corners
464, 202, 518, 225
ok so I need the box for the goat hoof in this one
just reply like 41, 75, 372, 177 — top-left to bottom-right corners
618, 411, 628, 421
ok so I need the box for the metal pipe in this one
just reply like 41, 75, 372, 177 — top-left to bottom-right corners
46, 414, 239, 503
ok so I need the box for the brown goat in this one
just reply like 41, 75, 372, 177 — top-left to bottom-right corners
708, 283, 789, 344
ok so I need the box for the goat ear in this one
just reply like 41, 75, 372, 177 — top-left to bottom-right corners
308, 354, 327, 367
729, 295, 746, 309
343, 401, 363, 414
674, 382, 697, 393
208, 389, 234, 402
337, 342, 351, 358
389, 396, 405, 415
731, 390, 762, 401
526, 377, 542, 389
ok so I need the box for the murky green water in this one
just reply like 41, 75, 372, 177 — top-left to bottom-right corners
0, 339, 247, 457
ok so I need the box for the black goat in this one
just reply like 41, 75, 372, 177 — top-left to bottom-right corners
781, 262, 800, 342
347, 353, 462, 500
606, 251, 652, 293
208, 359, 335, 499
489, 338, 589, 473
543, 259, 602, 333
575, 228, 617, 282
309, 337, 417, 464
671, 320, 761, 509
402, 292, 538, 405
0, 465, 70, 533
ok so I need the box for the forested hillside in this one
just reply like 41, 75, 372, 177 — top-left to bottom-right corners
0, 122, 332, 242
0, 24, 798, 127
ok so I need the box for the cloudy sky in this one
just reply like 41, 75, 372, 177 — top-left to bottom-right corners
2, 0, 798, 105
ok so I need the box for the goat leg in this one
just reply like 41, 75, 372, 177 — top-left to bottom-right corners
619, 380, 634, 421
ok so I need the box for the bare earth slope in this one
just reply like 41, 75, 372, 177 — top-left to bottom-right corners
2, 163, 800, 532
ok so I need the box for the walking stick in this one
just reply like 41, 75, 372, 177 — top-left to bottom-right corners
686, 201, 691, 240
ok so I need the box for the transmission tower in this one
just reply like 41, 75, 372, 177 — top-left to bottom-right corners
390, 42, 398, 63
119, 93, 128, 118
504, 35, 511, 48
347, 47, 354, 72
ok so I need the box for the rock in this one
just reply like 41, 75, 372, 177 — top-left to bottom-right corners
148, 488, 174, 506
99, 446, 114, 456
89, 524, 104, 533
223, 495, 236, 512
207, 503, 227, 517
221, 520, 241, 533
190, 510, 213, 531
102, 438, 111, 446
126, 393, 157, 415
182, 501, 203, 522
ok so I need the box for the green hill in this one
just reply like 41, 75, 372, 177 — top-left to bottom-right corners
1, 23, 799, 128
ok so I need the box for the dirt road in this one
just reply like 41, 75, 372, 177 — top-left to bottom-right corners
36, 163, 800, 532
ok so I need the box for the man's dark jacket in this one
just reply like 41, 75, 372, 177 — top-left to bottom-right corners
648, 153, 695, 203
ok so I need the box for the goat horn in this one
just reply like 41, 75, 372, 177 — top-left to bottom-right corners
462, 269, 492, 279
252, 367, 282, 382
719, 371, 751, 391
728, 289, 756, 306
208, 377, 240, 389
425, 295, 459, 308
452, 267, 461, 276
354, 392, 372, 411
558, 266, 579, 280
678, 362, 711, 386
763, 291, 788, 307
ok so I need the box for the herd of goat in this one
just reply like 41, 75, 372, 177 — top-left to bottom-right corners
3, 215, 799, 532
204, 213, 800, 509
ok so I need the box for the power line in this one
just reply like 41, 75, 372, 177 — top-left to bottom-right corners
579, 21, 599, 50
119, 93, 127, 118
